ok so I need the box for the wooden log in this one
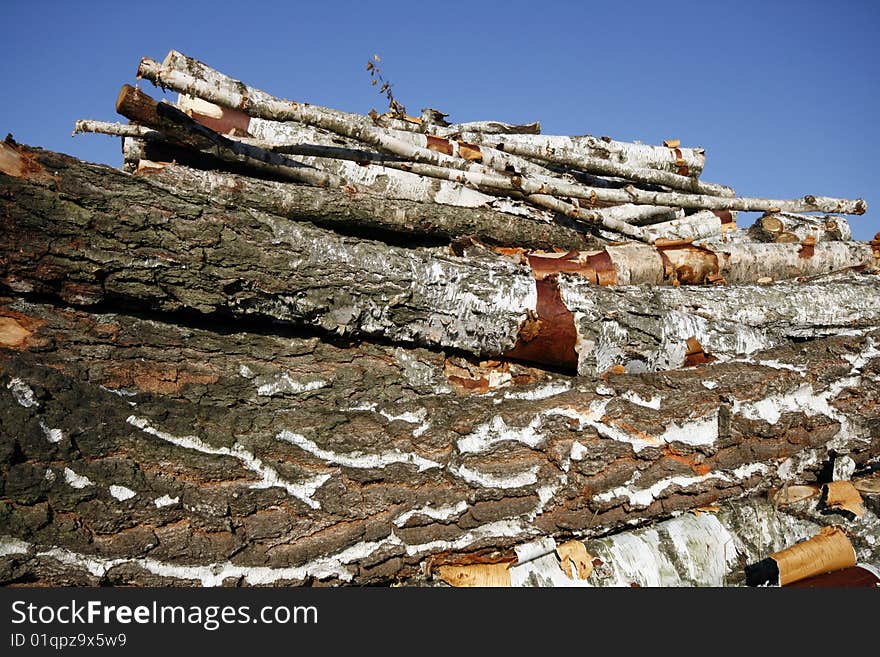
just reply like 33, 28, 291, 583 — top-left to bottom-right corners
437, 497, 880, 587
138, 54, 867, 218
72, 120, 156, 139
456, 132, 707, 178
177, 95, 655, 240
2, 144, 878, 375
748, 212, 853, 243
441, 132, 735, 197
115, 85, 344, 189
641, 210, 736, 243
1, 297, 879, 586
429, 119, 541, 136
134, 161, 598, 251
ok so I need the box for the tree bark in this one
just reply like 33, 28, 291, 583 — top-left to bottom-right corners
2, 145, 878, 376
748, 212, 853, 243
138, 55, 867, 218
641, 210, 735, 243
1, 297, 878, 586
450, 133, 734, 196
135, 161, 597, 251
456, 132, 707, 178
440, 495, 880, 587
116, 85, 344, 189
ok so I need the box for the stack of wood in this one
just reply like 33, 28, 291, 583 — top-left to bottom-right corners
1, 50, 879, 587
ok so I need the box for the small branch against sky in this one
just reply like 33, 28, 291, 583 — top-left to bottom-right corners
366, 53, 407, 119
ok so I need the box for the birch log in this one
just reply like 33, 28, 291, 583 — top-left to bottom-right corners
72, 120, 156, 139
138, 54, 867, 217
457, 132, 707, 178
451, 497, 880, 587
748, 212, 853, 243
134, 161, 598, 250
447, 133, 734, 197
506, 240, 876, 286
641, 210, 736, 243
100, 111, 544, 219
3, 144, 879, 376
429, 120, 541, 136
2, 295, 879, 586
115, 85, 344, 189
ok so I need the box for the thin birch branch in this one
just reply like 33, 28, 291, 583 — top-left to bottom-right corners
455, 133, 735, 196
748, 212, 853, 243
138, 55, 867, 217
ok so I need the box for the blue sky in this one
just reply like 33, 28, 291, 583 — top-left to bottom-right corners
2, 0, 877, 239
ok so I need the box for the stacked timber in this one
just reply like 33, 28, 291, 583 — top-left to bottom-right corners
1, 50, 878, 587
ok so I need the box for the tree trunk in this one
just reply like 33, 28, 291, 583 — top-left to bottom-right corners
2, 145, 878, 376
2, 295, 879, 587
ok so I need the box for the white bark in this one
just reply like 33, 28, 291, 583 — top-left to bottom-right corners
563, 273, 880, 374
457, 132, 706, 178
518, 240, 875, 287
72, 120, 156, 139
161, 50, 422, 134
749, 212, 853, 243
139, 55, 866, 218
430, 120, 541, 136
641, 210, 735, 243
116, 86, 346, 189
503, 499, 822, 587
385, 129, 555, 178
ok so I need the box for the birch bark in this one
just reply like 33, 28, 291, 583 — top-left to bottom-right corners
138, 57, 866, 217
457, 132, 707, 178
2, 298, 878, 586
748, 212, 853, 243
3, 145, 878, 376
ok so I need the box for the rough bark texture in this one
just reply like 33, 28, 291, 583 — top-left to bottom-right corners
134, 162, 597, 251
2, 298, 879, 587
2, 145, 878, 377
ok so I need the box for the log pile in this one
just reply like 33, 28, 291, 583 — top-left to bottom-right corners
1, 50, 879, 587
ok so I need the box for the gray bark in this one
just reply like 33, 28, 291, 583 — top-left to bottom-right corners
138, 54, 867, 219
1, 298, 879, 586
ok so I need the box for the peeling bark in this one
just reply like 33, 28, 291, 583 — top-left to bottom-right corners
138, 53, 866, 219
1, 297, 879, 586
455, 133, 733, 196
451, 132, 707, 178
134, 162, 596, 250
748, 212, 853, 243
116, 85, 345, 189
